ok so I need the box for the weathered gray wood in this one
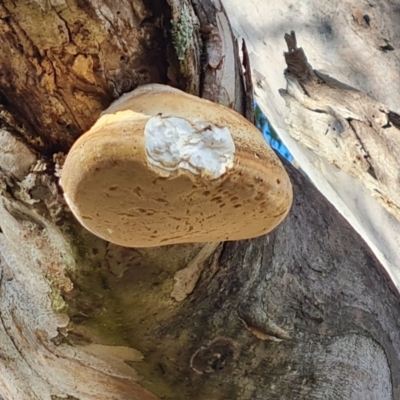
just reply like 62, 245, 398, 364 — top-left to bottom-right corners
222, 0, 400, 294
281, 31, 400, 222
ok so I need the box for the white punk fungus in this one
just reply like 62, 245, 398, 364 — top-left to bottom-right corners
144, 115, 235, 179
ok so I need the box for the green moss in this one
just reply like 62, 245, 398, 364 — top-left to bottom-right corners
171, 4, 193, 61
50, 287, 67, 313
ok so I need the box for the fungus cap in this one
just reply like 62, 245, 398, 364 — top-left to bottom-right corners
61, 84, 292, 247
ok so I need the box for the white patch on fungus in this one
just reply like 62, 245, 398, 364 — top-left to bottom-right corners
144, 115, 235, 179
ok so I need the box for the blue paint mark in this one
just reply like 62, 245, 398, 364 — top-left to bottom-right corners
255, 104, 293, 162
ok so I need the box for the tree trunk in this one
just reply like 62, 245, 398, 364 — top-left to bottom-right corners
222, 0, 400, 292
0, 1, 399, 399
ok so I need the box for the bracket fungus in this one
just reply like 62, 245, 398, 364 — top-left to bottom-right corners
60, 84, 292, 247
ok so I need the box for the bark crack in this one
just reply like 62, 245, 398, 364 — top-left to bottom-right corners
347, 119, 378, 180
237, 306, 291, 341
281, 31, 400, 220
49, 6, 71, 44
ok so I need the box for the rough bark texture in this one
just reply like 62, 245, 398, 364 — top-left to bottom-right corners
0, 0, 172, 154
281, 31, 400, 222
0, 1, 399, 400
222, 0, 400, 293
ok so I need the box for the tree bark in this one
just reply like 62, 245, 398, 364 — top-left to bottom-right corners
281, 30, 400, 224
221, 0, 400, 292
0, 1, 399, 399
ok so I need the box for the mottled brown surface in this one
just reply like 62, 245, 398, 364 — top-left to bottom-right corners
61, 84, 292, 247
0, 0, 170, 153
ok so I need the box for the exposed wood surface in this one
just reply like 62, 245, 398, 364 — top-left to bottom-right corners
281, 31, 400, 222
222, 0, 400, 293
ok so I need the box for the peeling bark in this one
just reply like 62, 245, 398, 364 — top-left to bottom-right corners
0, 1, 399, 400
221, 0, 400, 292
281, 31, 400, 222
